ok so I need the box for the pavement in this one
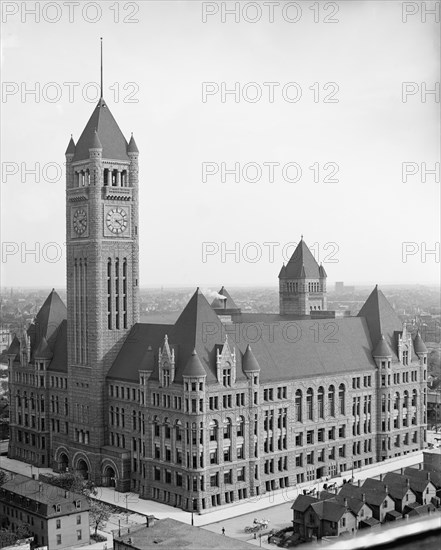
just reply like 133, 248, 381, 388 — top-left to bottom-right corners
1, 448, 426, 532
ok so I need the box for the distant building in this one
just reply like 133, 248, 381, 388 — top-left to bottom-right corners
334, 282, 355, 294
113, 518, 253, 550
0, 474, 90, 549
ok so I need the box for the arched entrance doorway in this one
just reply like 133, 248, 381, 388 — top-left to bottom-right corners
58, 453, 69, 473
76, 459, 89, 480
102, 465, 116, 487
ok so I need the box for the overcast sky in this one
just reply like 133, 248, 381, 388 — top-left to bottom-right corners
1, 0, 440, 289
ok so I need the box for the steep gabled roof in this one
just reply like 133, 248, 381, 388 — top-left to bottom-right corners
310, 500, 348, 522
72, 99, 129, 162
291, 494, 319, 512
357, 286, 403, 360
211, 287, 240, 312
30, 290, 67, 361
48, 319, 67, 373
403, 468, 440, 491
383, 473, 416, 500
281, 239, 321, 279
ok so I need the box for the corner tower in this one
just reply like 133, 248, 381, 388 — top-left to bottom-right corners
63, 96, 139, 474
278, 238, 327, 315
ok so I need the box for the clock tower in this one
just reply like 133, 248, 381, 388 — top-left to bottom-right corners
63, 95, 139, 478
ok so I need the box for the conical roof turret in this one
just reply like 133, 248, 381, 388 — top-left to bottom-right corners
65, 136, 76, 155
413, 331, 427, 354
127, 133, 139, 154
372, 334, 393, 358
182, 349, 206, 377
242, 345, 260, 373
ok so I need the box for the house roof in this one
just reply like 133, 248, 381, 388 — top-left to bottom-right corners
34, 336, 53, 360
113, 518, 253, 550
280, 239, 322, 279
339, 482, 389, 507
72, 98, 129, 162
357, 285, 403, 360
291, 494, 319, 512
383, 473, 416, 500
403, 468, 439, 491
310, 500, 348, 522
1, 474, 89, 517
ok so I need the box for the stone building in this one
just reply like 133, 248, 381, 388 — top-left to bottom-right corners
0, 474, 89, 549
6, 93, 428, 513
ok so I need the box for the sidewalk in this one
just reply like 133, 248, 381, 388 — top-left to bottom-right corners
0, 450, 424, 528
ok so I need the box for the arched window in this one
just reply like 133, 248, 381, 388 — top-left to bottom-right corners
318, 387, 324, 419
381, 394, 386, 413
237, 415, 245, 437
394, 392, 400, 410
339, 384, 345, 415
153, 415, 160, 437
306, 388, 313, 420
295, 390, 302, 422
223, 418, 232, 439
175, 419, 182, 441
328, 385, 335, 417
164, 418, 171, 439
109, 406, 114, 425
412, 389, 417, 407
403, 390, 409, 408
209, 420, 218, 441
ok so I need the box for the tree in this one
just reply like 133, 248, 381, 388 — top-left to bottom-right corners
0, 470, 7, 487
89, 500, 111, 536
42, 473, 97, 500
0, 523, 32, 549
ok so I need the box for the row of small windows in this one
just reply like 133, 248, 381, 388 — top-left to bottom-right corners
295, 385, 346, 422
74, 168, 129, 187
109, 384, 138, 400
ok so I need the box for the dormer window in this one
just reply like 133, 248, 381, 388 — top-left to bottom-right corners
75, 500, 81, 509
55, 504, 61, 512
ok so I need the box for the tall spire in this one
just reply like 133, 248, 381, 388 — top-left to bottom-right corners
100, 37, 103, 100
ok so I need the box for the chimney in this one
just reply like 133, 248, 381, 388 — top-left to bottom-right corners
401, 468, 404, 475
362, 493, 366, 503
64, 491, 69, 499
385, 485, 389, 495
427, 472, 431, 482
358, 480, 361, 487
38, 482, 43, 493
406, 478, 410, 488
344, 498, 348, 508
380, 474, 383, 481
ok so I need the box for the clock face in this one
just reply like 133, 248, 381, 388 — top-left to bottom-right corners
73, 209, 87, 235
106, 207, 128, 234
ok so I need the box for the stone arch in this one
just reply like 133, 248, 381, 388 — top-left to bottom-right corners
101, 459, 119, 487
54, 446, 70, 473
73, 453, 91, 480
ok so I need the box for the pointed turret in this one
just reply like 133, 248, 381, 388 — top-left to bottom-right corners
89, 128, 102, 150
372, 334, 393, 358
358, 285, 402, 359
34, 336, 53, 360
73, 98, 129, 162
279, 239, 327, 315
183, 349, 206, 378
65, 136, 76, 155
242, 345, 260, 373
413, 331, 427, 355
127, 133, 139, 154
